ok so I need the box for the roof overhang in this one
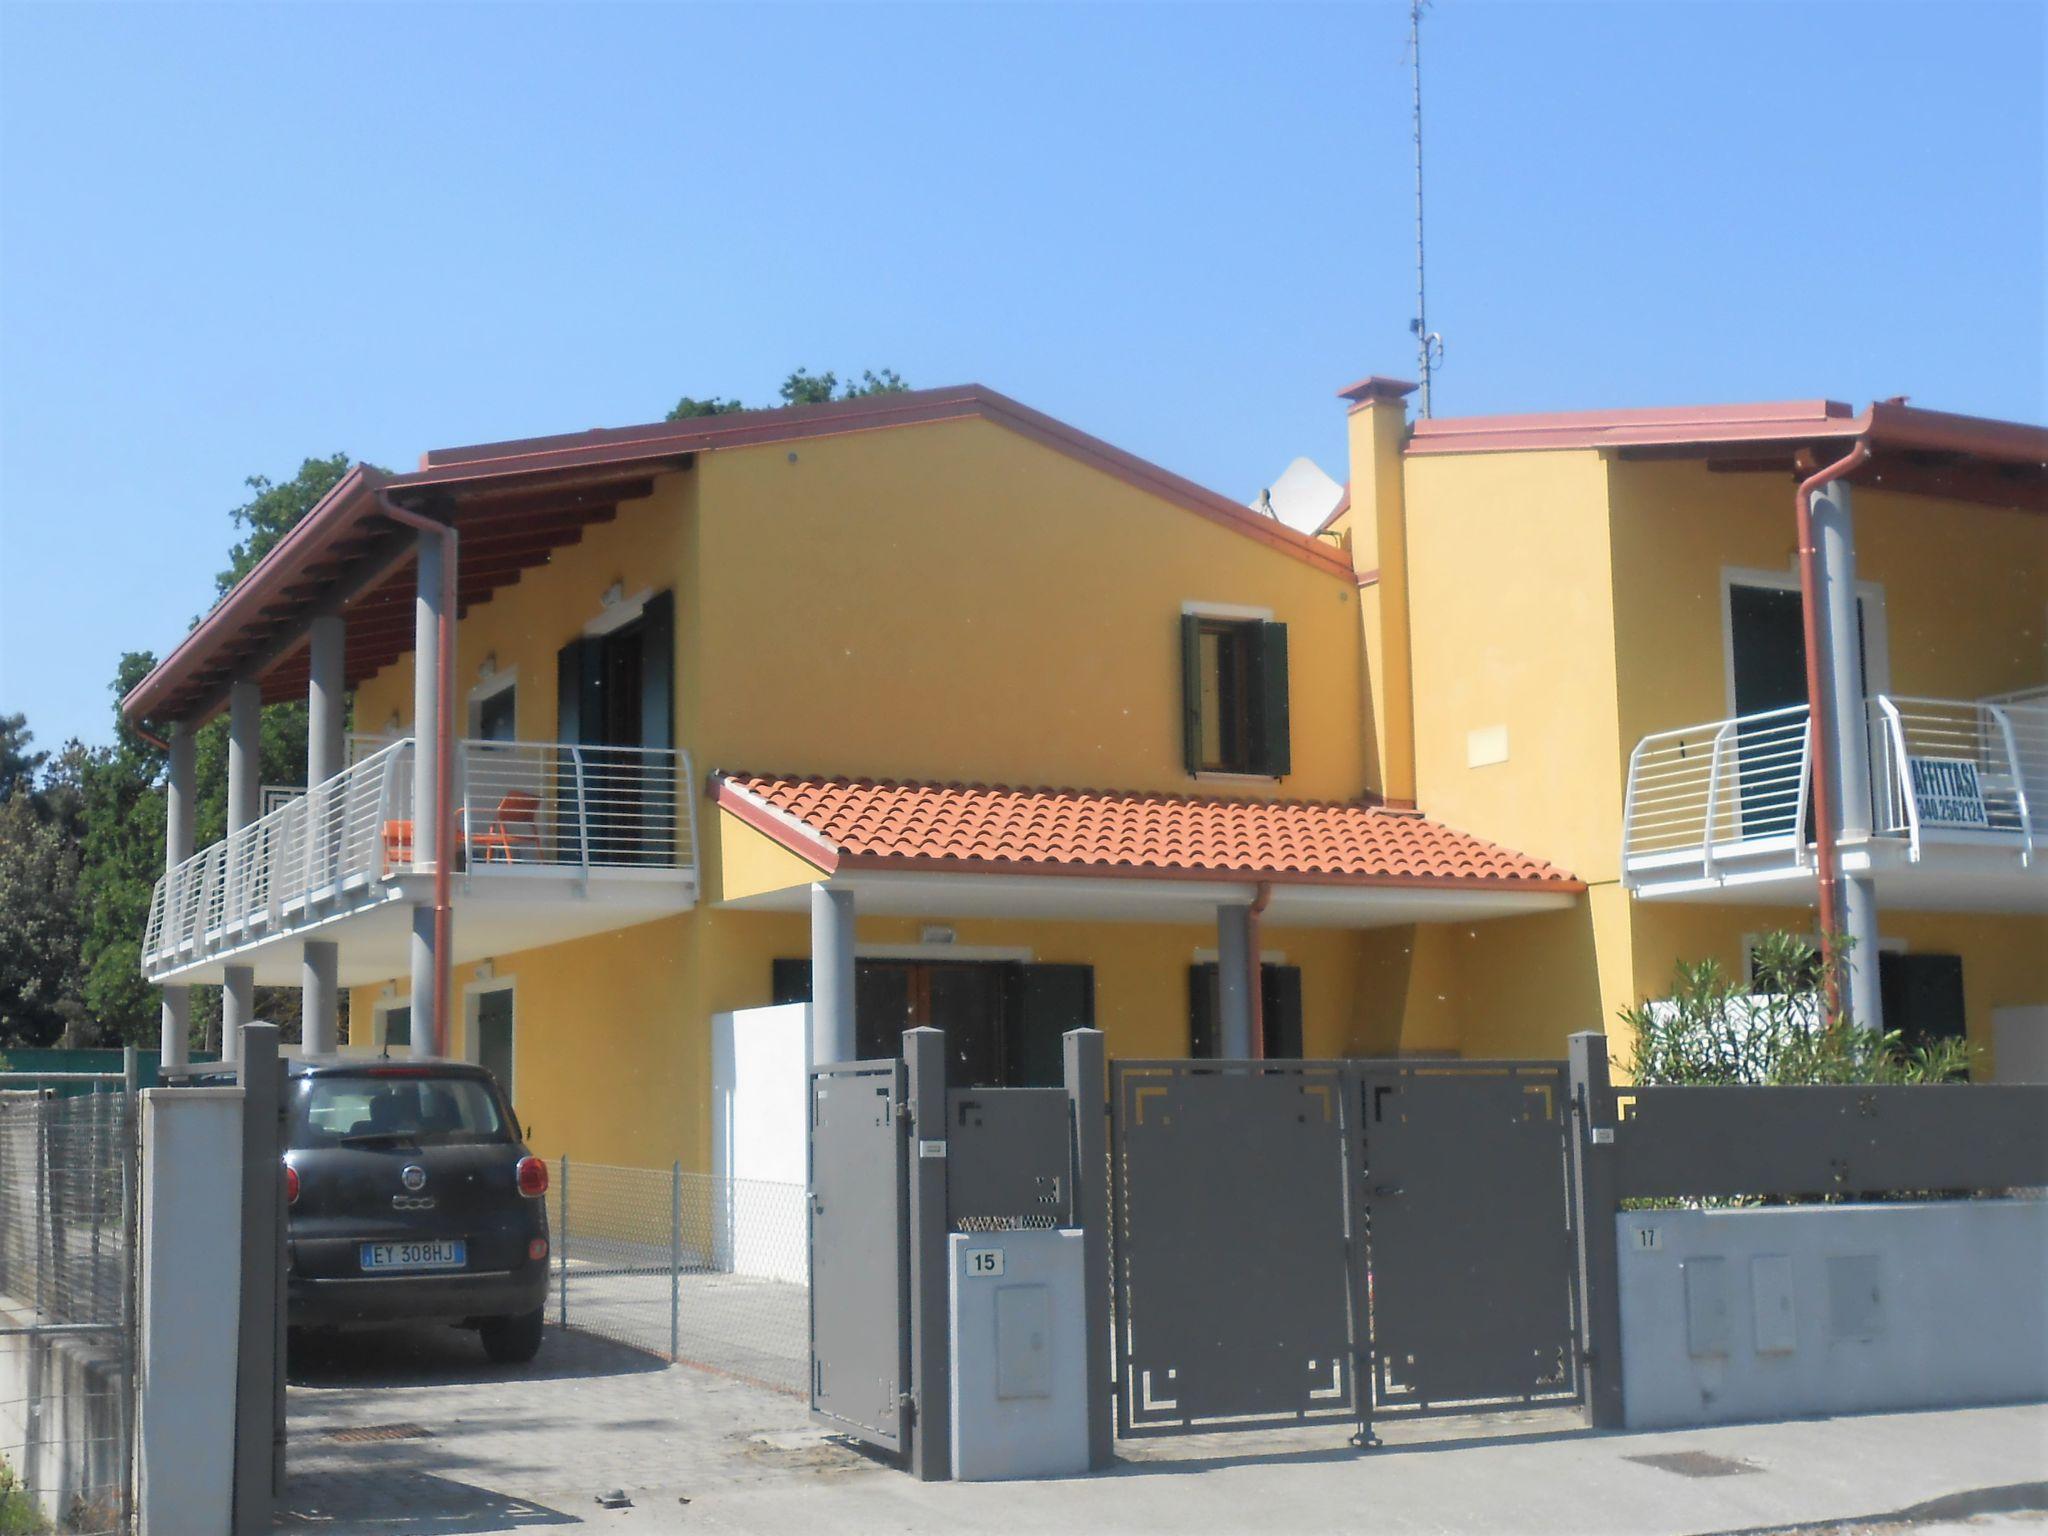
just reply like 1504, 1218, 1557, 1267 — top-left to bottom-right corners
1405, 398, 2047, 512
125, 384, 1353, 731
718, 865, 1576, 928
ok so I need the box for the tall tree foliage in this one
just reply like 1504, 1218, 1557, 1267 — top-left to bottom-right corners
0, 719, 89, 1045
666, 366, 908, 423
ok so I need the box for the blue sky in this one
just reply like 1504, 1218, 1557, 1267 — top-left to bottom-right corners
2, 1, 2041, 750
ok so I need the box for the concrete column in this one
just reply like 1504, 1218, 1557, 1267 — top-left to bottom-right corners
303, 612, 345, 1053
1811, 478, 1882, 1029
810, 883, 857, 1064
222, 681, 262, 1065
301, 942, 339, 1056
411, 532, 443, 871
160, 725, 195, 1072
409, 533, 444, 1055
1216, 903, 1255, 1058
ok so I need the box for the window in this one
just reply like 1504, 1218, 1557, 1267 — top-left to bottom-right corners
1181, 615, 1289, 776
1188, 962, 1305, 1059
474, 680, 516, 743
382, 1004, 411, 1050
292, 1073, 512, 1147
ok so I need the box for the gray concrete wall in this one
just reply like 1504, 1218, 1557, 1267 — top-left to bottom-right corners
1618, 1201, 2048, 1430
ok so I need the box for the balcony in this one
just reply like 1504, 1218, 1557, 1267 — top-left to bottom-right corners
1622, 692, 2045, 912
142, 739, 698, 985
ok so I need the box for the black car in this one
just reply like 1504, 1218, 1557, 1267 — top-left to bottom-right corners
283, 1057, 550, 1363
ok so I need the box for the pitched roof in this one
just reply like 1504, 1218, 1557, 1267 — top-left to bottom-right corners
124, 385, 1352, 729
714, 773, 1581, 892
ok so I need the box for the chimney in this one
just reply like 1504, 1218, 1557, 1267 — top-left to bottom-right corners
1337, 376, 1419, 807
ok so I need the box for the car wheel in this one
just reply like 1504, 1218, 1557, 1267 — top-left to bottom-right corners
479, 1307, 545, 1365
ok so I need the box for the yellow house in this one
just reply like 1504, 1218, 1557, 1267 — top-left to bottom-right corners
123, 386, 1581, 1169
1326, 381, 2048, 1077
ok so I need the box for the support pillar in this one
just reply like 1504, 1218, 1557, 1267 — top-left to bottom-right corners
160, 725, 195, 1072
904, 1027, 950, 1482
1216, 903, 1254, 1058
1062, 1028, 1115, 1469
810, 883, 856, 1064
222, 680, 261, 1064
409, 533, 444, 1055
301, 943, 338, 1056
1811, 478, 1882, 1029
303, 612, 345, 1054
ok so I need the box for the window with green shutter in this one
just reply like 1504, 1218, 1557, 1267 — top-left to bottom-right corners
1180, 614, 1290, 777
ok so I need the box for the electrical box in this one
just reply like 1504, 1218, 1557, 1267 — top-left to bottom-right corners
949, 1229, 1088, 1480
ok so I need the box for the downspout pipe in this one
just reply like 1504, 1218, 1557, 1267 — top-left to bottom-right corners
377, 492, 459, 1058
1793, 441, 1870, 1023
1245, 881, 1274, 1059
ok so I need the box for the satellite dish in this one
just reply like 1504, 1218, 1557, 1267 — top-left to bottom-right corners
1251, 457, 1346, 534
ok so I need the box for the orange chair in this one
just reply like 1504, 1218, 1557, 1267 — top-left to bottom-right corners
472, 790, 542, 864
382, 819, 414, 871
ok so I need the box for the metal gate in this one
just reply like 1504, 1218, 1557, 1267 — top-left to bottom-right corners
1357, 1061, 1581, 1418
806, 1061, 908, 1453
1107, 1057, 1582, 1443
1110, 1061, 1367, 1436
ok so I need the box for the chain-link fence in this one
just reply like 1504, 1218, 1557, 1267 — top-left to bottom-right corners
0, 1089, 137, 1535
548, 1160, 808, 1395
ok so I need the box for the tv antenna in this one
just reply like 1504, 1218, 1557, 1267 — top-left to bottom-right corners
1408, 0, 1443, 417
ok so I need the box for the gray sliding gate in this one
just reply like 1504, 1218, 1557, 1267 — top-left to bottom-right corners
1108, 1058, 1583, 1441
807, 1060, 908, 1453
1357, 1061, 1580, 1418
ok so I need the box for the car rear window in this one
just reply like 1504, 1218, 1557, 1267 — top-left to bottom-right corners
294, 1073, 511, 1148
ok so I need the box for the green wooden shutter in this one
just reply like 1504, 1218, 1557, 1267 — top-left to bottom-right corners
1006, 964, 1095, 1087
1180, 613, 1205, 774
1251, 621, 1291, 777
1188, 963, 1219, 1059
638, 590, 675, 751
1260, 964, 1304, 1060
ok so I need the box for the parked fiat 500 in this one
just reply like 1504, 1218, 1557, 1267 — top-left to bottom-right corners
283, 1057, 550, 1363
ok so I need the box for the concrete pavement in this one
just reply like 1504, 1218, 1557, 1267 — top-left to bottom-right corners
282, 1324, 2048, 1534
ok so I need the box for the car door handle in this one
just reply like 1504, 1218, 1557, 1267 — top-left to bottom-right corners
1372, 1184, 1403, 1199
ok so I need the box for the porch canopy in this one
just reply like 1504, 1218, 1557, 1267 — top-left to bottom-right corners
712, 772, 1582, 926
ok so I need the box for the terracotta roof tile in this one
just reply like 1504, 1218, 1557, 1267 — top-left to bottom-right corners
715, 774, 1579, 891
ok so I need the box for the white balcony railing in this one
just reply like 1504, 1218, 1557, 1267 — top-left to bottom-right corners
1623, 693, 2044, 883
142, 738, 694, 974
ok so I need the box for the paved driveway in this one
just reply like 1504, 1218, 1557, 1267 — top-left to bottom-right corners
283, 1327, 2047, 1535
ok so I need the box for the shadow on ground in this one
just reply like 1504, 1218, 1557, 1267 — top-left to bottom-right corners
289, 1320, 668, 1387
279, 1467, 577, 1531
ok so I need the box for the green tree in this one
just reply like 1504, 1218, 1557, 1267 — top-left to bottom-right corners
216, 454, 351, 596
0, 722, 89, 1047
1620, 929, 1971, 1087
666, 367, 910, 421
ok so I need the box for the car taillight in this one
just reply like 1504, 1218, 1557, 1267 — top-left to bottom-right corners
516, 1156, 548, 1198
528, 1237, 550, 1262
284, 1164, 300, 1206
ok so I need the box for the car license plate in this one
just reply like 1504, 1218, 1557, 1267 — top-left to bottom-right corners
360, 1239, 465, 1272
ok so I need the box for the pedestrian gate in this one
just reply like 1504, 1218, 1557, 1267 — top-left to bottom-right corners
807, 1061, 908, 1453
1109, 1059, 1581, 1441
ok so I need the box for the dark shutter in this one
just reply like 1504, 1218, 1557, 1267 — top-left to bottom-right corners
1180, 613, 1205, 775
556, 637, 588, 744
638, 590, 675, 751
1188, 963, 1219, 1059
1007, 964, 1095, 1087
771, 958, 811, 1007
1878, 953, 1967, 1056
1250, 621, 1291, 778
1261, 964, 1304, 1060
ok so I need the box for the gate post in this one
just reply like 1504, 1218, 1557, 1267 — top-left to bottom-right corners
1567, 1031, 1625, 1430
903, 1028, 951, 1482
232, 1022, 286, 1536
1063, 1029, 1114, 1470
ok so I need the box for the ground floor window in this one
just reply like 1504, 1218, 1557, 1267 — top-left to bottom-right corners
380, 1003, 411, 1051
771, 958, 1093, 1087
1187, 962, 1304, 1059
